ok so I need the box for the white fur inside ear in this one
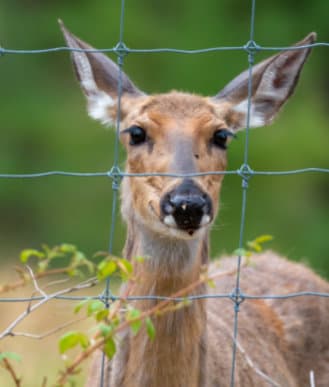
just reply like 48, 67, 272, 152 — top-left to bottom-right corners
233, 100, 266, 128
71, 51, 115, 126
87, 91, 115, 126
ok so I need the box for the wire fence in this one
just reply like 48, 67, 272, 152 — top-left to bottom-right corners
1, 0, 329, 386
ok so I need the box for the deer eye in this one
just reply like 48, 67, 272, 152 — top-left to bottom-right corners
128, 126, 147, 145
212, 129, 235, 150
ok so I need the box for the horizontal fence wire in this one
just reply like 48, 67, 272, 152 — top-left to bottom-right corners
1, 42, 329, 55
1, 290, 329, 304
1, 0, 329, 386
0, 167, 328, 179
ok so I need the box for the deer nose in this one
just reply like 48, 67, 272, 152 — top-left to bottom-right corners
160, 179, 212, 234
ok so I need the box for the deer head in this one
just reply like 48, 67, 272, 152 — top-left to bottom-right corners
60, 21, 315, 242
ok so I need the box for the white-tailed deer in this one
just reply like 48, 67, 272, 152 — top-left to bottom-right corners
60, 22, 329, 387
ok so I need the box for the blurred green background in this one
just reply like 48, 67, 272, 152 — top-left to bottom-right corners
1, 0, 328, 276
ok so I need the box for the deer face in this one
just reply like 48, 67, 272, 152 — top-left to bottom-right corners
60, 21, 315, 239
118, 92, 234, 238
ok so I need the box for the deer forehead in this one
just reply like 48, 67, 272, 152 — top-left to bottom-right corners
121, 91, 232, 139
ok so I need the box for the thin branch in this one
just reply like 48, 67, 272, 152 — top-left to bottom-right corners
0, 267, 74, 294
42, 277, 70, 290
1, 357, 21, 387
0, 278, 97, 340
12, 317, 86, 340
26, 265, 47, 298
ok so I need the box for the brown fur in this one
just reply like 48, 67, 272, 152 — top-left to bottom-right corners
59, 24, 328, 387
87, 251, 329, 387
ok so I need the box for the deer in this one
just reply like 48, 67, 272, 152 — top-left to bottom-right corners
59, 22, 329, 387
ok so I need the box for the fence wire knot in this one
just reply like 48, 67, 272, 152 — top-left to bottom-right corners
108, 166, 123, 191
99, 287, 117, 308
114, 42, 129, 57
238, 163, 253, 188
244, 40, 260, 54
244, 40, 260, 65
230, 288, 245, 312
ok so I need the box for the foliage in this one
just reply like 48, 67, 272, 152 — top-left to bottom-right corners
234, 234, 274, 258
20, 244, 94, 276
0, 236, 272, 385
0, 244, 158, 385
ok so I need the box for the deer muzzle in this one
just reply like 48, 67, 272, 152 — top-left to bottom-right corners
160, 179, 213, 235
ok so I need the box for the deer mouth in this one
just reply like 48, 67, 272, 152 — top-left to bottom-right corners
163, 212, 212, 236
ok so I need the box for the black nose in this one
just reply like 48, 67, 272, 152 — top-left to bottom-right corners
161, 179, 212, 232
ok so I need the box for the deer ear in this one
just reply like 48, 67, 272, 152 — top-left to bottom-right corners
59, 20, 144, 126
214, 32, 316, 130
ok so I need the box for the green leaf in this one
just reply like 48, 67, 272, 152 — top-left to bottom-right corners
126, 308, 142, 336
246, 241, 261, 252
247, 235, 274, 253
59, 331, 89, 354
87, 300, 105, 317
59, 244, 77, 254
0, 352, 22, 362
145, 317, 156, 341
118, 259, 133, 275
95, 309, 109, 322
75, 253, 95, 273
254, 234, 274, 244
103, 338, 116, 359
97, 260, 117, 281
20, 249, 45, 263
74, 299, 90, 314
70, 253, 85, 267
98, 323, 113, 337
131, 319, 142, 335
37, 260, 49, 273
116, 258, 133, 281
233, 248, 249, 257
41, 244, 51, 255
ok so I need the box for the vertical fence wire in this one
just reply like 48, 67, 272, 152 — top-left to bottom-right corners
230, 0, 256, 385
0, 1, 329, 386
100, 1, 127, 385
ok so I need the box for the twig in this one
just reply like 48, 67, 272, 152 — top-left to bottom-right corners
12, 317, 86, 340
25, 265, 47, 298
0, 267, 74, 294
0, 278, 97, 340
1, 357, 21, 387
42, 277, 70, 290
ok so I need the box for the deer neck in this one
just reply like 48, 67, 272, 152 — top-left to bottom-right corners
124, 214, 209, 294
120, 216, 208, 387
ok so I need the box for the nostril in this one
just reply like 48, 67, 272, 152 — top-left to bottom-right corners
161, 194, 176, 216
163, 201, 175, 215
